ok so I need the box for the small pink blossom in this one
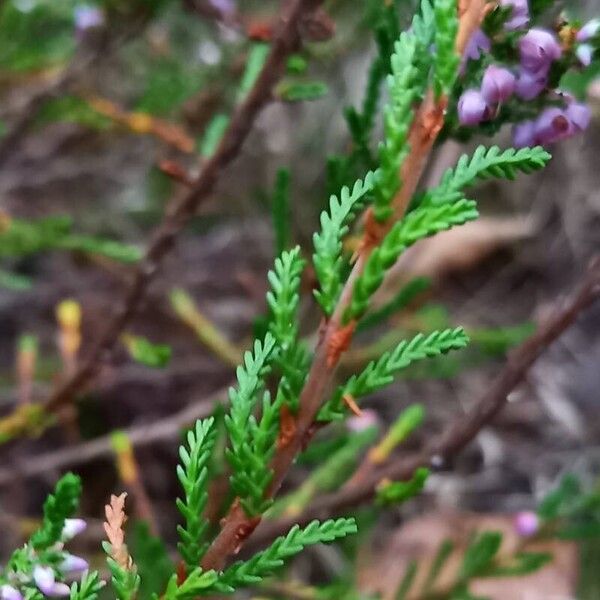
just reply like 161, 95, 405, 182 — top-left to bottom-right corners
515, 67, 548, 100
0, 585, 23, 600
514, 511, 539, 537
481, 65, 516, 104
33, 566, 70, 598
577, 19, 600, 42
519, 29, 562, 73
500, 0, 529, 30
457, 89, 489, 126
60, 554, 89, 575
513, 120, 536, 148
61, 518, 87, 541
576, 44, 593, 67
347, 409, 378, 432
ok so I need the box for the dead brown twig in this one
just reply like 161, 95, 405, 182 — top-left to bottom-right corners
244, 256, 600, 549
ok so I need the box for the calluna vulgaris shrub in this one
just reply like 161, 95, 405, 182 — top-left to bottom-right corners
1, 0, 600, 599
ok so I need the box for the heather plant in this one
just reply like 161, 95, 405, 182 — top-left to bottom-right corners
1, 1, 600, 599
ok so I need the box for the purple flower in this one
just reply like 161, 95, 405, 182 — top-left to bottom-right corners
465, 29, 491, 61
0, 585, 23, 600
519, 29, 562, 73
458, 89, 489, 126
347, 409, 378, 432
33, 566, 70, 598
514, 511, 539, 537
513, 120, 536, 148
576, 43, 593, 67
481, 65, 515, 104
74, 5, 104, 34
60, 554, 89, 575
565, 102, 592, 133
61, 518, 87, 541
500, 0, 529, 30
515, 67, 548, 100
208, 0, 236, 16
577, 19, 600, 42
534, 107, 571, 145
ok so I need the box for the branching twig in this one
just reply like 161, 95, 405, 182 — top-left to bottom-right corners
0, 25, 135, 169
31, 0, 323, 419
243, 256, 600, 549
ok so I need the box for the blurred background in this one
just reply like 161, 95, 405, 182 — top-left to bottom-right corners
0, 1, 599, 598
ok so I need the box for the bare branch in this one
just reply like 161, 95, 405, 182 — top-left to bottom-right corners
36, 0, 323, 419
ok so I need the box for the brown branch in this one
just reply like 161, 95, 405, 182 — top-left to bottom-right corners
0, 63, 86, 170
0, 387, 227, 487
199, 0, 489, 572
244, 256, 600, 549
34, 0, 322, 420
0, 24, 137, 169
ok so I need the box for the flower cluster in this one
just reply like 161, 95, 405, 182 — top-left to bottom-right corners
457, 0, 594, 146
0, 520, 89, 600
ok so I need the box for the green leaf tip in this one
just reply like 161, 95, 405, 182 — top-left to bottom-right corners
176, 417, 217, 569
320, 328, 469, 421
346, 200, 478, 321
213, 518, 357, 592
313, 171, 376, 315
30, 472, 82, 550
427, 145, 552, 205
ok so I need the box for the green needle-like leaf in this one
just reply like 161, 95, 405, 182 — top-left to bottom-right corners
320, 328, 469, 420
313, 172, 376, 315
346, 201, 479, 322
176, 417, 217, 569
213, 518, 357, 593
426, 146, 552, 206
30, 473, 82, 550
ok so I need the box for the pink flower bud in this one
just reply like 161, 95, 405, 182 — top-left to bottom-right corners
500, 0, 529, 31
481, 65, 515, 104
465, 29, 491, 61
514, 511, 539, 537
347, 409, 379, 432
61, 518, 87, 541
515, 67, 548, 100
577, 19, 600, 42
74, 5, 104, 32
513, 120, 536, 148
60, 554, 89, 575
0, 585, 23, 600
576, 44, 593, 67
534, 107, 571, 145
33, 566, 70, 598
457, 89, 490, 126
519, 29, 562, 73
565, 102, 592, 133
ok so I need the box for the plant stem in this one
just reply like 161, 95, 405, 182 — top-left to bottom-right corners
200, 0, 489, 573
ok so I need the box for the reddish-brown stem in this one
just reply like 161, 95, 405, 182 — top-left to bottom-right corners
200, 0, 489, 572
243, 257, 600, 548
